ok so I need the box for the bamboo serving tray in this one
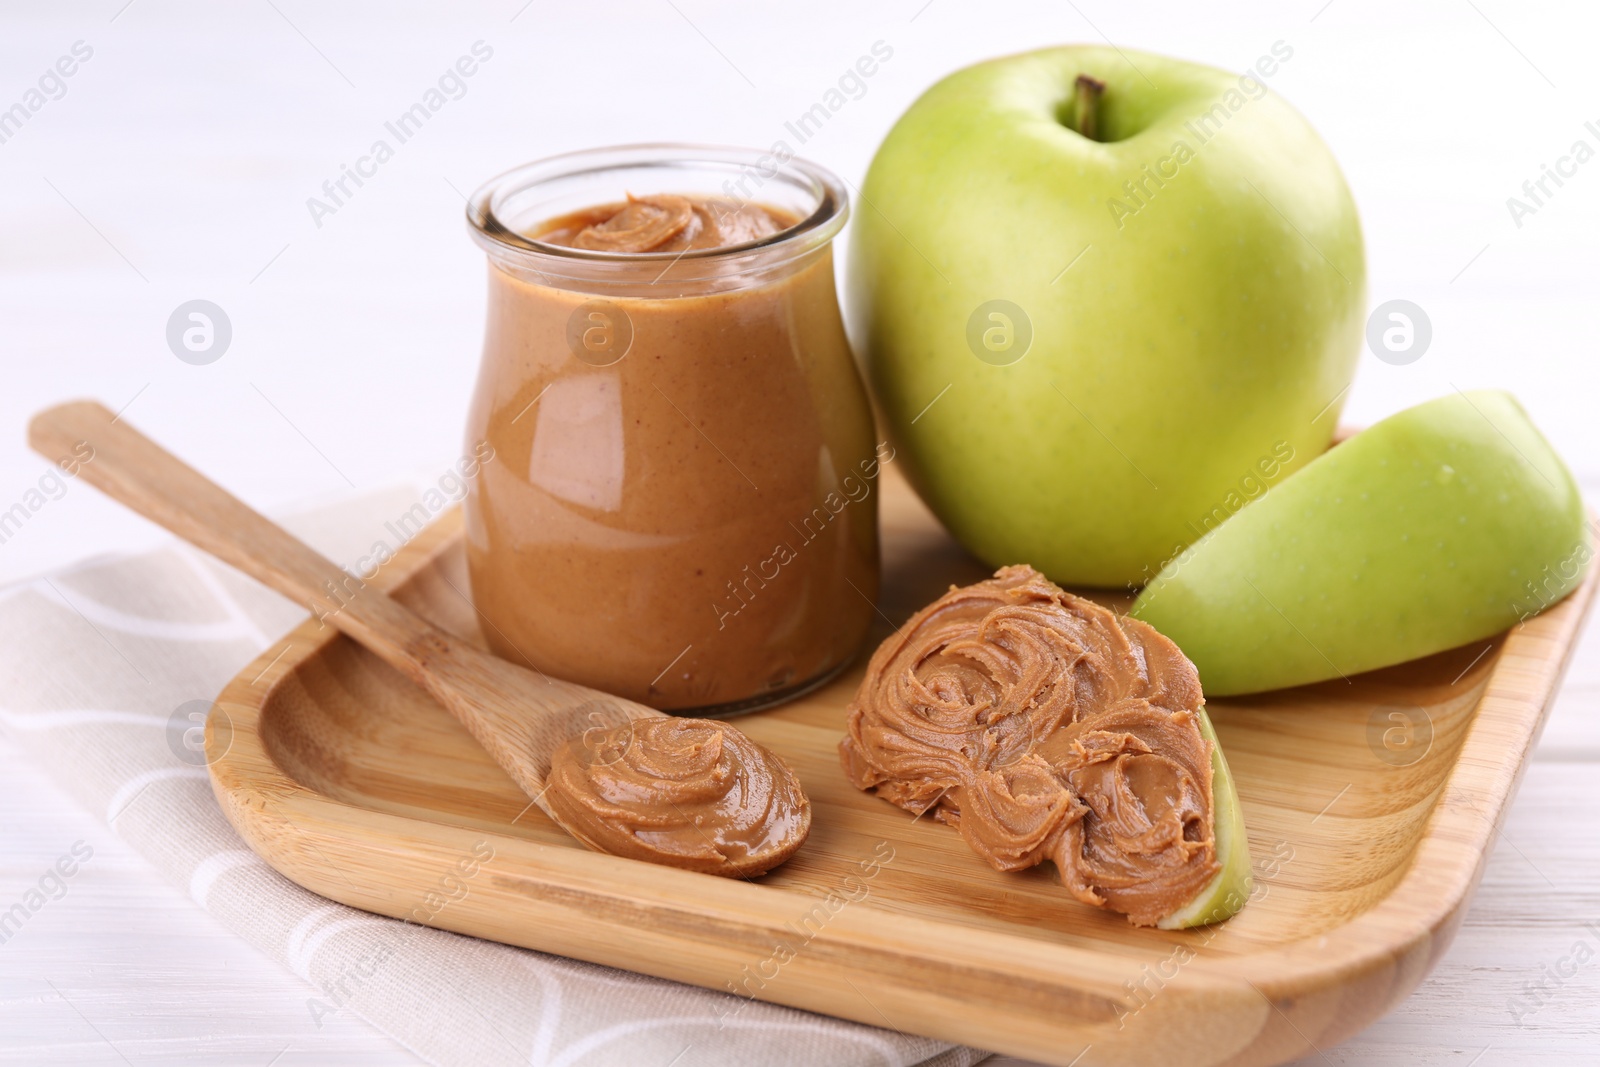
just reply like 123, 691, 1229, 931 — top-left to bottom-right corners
209, 466, 1597, 1066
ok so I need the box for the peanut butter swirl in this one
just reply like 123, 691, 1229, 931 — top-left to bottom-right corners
840, 566, 1219, 925
547, 716, 811, 877
534, 194, 794, 253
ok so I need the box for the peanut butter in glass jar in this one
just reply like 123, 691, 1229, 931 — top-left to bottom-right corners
463, 145, 880, 715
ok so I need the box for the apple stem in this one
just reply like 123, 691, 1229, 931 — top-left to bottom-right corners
1073, 74, 1106, 142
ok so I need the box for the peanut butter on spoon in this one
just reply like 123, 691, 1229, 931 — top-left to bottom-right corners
547, 717, 811, 877
841, 565, 1232, 926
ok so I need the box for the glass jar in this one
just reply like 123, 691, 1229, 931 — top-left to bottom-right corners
462, 144, 880, 716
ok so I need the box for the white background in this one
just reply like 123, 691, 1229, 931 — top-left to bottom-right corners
2, 1, 1598, 1064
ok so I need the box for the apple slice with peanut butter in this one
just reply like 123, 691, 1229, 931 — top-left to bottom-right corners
841, 565, 1252, 927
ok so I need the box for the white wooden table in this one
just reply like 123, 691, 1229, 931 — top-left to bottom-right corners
2, 2, 1596, 1063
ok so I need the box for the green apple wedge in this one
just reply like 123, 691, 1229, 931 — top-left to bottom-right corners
849, 44, 1365, 587
1130, 391, 1592, 696
1161, 708, 1252, 929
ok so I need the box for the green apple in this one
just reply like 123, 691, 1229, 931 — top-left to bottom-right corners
849, 45, 1365, 587
1162, 708, 1252, 929
1130, 391, 1591, 695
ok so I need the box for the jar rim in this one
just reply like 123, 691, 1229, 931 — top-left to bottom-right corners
466, 143, 849, 271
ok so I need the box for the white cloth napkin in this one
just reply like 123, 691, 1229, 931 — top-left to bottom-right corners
0, 488, 988, 1067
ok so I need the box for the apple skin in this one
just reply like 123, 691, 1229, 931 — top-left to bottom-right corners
1130, 391, 1591, 696
848, 45, 1365, 587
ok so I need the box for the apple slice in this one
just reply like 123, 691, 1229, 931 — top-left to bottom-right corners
840, 565, 1254, 927
1131, 390, 1591, 695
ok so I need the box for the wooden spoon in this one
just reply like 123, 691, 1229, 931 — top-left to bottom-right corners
29, 400, 810, 877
